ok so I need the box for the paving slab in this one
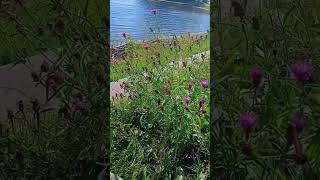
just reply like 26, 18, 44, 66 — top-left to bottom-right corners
0, 51, 58, 121
110, 78, 128, 98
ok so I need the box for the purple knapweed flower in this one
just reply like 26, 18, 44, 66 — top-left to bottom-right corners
187, 82, 193, 90
54, 19, 65, 33
240, 113, 257, 134
144, 45, 150, 50
41, 60, 49, 72
250, 68, 264, 86
185, 97, 191, 104
290, 63, 314, 82
121, 32, 127, 38
291, 114, 308, 134
200, 98, 207, 106
201, 80, 209, 88
71, 102, 88, 113
31, 71, 40, 82
151, 8, 157, 15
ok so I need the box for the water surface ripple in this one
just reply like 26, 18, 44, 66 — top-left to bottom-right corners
111, 0, 210, 43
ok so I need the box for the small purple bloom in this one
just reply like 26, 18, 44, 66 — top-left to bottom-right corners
201, 80, 209, 88
121, 32, 127, 38
54, 19, 65, 33
72, 102, 88, 113
290, 63, 314, 82
240, 113, 257, 134
144, 45, 150, 50
187, 82, 193, 90
200, 98, 207, 105
292, 114, 308, 133
151, 8, 157, 15
250, 68, 264, 86
185, 97, 191, 104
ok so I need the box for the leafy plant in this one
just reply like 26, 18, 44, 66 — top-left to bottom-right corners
0, 0, 108, 179
211, 0, 320, 179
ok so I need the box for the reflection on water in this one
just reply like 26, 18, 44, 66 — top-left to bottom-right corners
110, 0, 209, 43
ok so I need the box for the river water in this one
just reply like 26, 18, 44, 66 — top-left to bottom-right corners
110, 0, 210, 44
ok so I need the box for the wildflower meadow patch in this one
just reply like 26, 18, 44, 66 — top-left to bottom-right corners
211, 0, 320, 178
111, 6, 210, 179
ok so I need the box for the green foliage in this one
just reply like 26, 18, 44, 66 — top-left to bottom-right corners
0, 0, 108, 179
111, 34, 209, 81
110, 2, 210, 178
111, 53, 209, 179
211, 0, 320, 178
0, 0, 106, 65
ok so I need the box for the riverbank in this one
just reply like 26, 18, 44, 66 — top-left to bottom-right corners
111, 31, 208, 46
111, 32, 209, 81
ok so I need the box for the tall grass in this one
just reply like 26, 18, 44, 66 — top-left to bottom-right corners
111, 7, 210, 179
211, 0, 320, 178
111, 33, 209, 81
0, 0, 108, 179
0, 0, 105, 65
111, 55, 210, 179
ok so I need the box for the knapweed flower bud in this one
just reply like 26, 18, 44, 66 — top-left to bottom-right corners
54, 19, 65, 33
201, 80, 209, 88
201, 108, 206, 114
200, 98, 207, 106
185, 106, 190, 111
72, 102, 88, 113
290, 63, 314, 83
31, 98, 40, 111
18, 100, 24, 112
121, 32, 127, 38
144, 45, 150, 50
182, 61, 187, 68
7, 109, 14, 121
40, 61, 49, 72
291, 114, 307, 134
240, 113, 257, 134
201, 53, 205, 60
31, 71, 40, 82
151, 8, 157, 15
250, 68, 264, 86
185, 97, 191, 104
45, 77, 56, 90
187, 82, 192, 89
